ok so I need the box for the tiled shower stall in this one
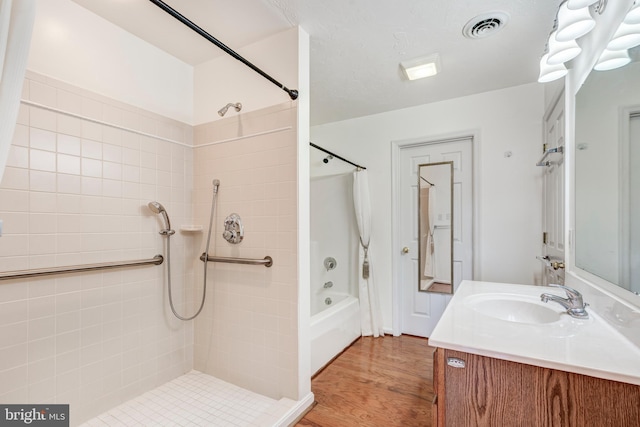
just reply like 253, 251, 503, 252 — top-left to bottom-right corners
0, 71, 302, 425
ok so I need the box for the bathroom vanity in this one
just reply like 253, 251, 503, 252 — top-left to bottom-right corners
429, 281, 640, 427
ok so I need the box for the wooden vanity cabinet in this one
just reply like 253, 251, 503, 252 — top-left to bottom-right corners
432, 348, 640, 426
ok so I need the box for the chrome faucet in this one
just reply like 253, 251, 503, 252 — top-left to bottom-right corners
540, 284, 589, 319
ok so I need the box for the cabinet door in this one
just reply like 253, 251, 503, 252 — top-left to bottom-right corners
432, 348, 445, 426
442, 350, 537, 426
441, 349, 640, 427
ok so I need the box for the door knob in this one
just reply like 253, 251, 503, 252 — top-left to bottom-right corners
402, 247, 410, 254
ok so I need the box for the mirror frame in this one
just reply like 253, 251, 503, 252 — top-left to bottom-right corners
418, 161, 454, 294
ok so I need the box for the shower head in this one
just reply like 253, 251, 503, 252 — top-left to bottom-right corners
323, 155, 334, 164
218, 102, 242, 117
148, 201, 175, 235
147, 201, 164, 214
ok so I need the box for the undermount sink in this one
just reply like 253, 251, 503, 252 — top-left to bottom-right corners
465, 294, 562, 324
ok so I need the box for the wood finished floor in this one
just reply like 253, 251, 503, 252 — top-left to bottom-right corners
296, 335, 435, 427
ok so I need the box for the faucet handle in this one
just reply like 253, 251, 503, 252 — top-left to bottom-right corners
549, 284, 583, 303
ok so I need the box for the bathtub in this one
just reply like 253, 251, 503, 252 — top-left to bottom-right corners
310, 293, 361, 375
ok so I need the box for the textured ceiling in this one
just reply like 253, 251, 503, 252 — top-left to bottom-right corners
72, 0, 560, 125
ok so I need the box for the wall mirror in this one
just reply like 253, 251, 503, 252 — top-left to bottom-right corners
418, 161, 453, 293
574, 55, 640, 296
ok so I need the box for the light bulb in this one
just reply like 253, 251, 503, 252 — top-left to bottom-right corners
607, 22, 640, 50
538, 54, 568, 83
547, 31, 582, 65
625, 1, 640, 25
556, 2, 596, 42
594, 49, 631, 71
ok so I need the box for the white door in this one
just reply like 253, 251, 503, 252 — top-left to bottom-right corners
542, 94, 566, 285
397, 138, 473, 337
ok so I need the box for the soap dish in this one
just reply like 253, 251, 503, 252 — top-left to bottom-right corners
180, 225, 203, 232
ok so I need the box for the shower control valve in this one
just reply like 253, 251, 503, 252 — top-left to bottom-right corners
324, 257, 337, 271
223, 213, 244, 244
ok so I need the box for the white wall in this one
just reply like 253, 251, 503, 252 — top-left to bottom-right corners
310, 173, 359, 310
28, 0, 193, 124
194, 28, 299, 125
311, 83, 545, 331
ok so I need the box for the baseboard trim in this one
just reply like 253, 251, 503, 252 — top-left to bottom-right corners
277, 392, 315, 427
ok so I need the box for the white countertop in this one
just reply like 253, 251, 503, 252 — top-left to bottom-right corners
429, 280, 640, 386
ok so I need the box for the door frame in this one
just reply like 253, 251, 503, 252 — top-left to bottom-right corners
390, 131, 481, 336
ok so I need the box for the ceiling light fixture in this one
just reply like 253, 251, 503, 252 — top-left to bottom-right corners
400, 54, 440, 81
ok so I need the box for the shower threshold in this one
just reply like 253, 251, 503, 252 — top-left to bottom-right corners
80, 370, 294, 426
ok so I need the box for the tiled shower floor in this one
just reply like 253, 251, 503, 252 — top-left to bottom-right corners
80, 371, 293, 427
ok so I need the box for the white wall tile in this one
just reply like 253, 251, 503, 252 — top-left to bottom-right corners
82, 140, 102, 160
30, 128, 57, 151
30, 107, 57, 132
58, 134, 81, 156
0, 74, 196, 423
7, 145, 29, 168
57, 114, 83, 137
30, 149, 56, 172
12, 124, 29, 147
30, 170, 57, 192
0, 167, 29, 190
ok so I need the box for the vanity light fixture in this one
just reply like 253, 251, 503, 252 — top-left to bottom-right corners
556, 2, 596, 42
607, 22, 640, 50
594, 49, 632, 70
566, 0, 599, 9
537, 0, 609, 83
538, 53, 569, 83
625, 0, 640, 24
400, 53, 440, 81
547, 30, 582, 64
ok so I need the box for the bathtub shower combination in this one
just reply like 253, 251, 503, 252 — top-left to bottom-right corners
309, 144, 368, 374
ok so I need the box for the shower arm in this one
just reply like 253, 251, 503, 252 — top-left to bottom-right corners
148, 0, 298, 101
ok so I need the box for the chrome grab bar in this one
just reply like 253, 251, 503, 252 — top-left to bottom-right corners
537, 255, 565, 270
536, 145, 564, 167
200, 253, 273, 268
0, 255, 164, 281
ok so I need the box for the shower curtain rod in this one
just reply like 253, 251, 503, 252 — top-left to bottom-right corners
310, 142, 367, 170
420, 176, 435, 186
148, 0, 298, 101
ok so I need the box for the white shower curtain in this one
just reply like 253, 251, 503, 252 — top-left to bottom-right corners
0, 0, 35, 183
423, 185, 435, 278
353, 169, 384, 337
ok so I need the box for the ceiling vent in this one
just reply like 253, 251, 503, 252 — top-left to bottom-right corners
463, 12, 509, 39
